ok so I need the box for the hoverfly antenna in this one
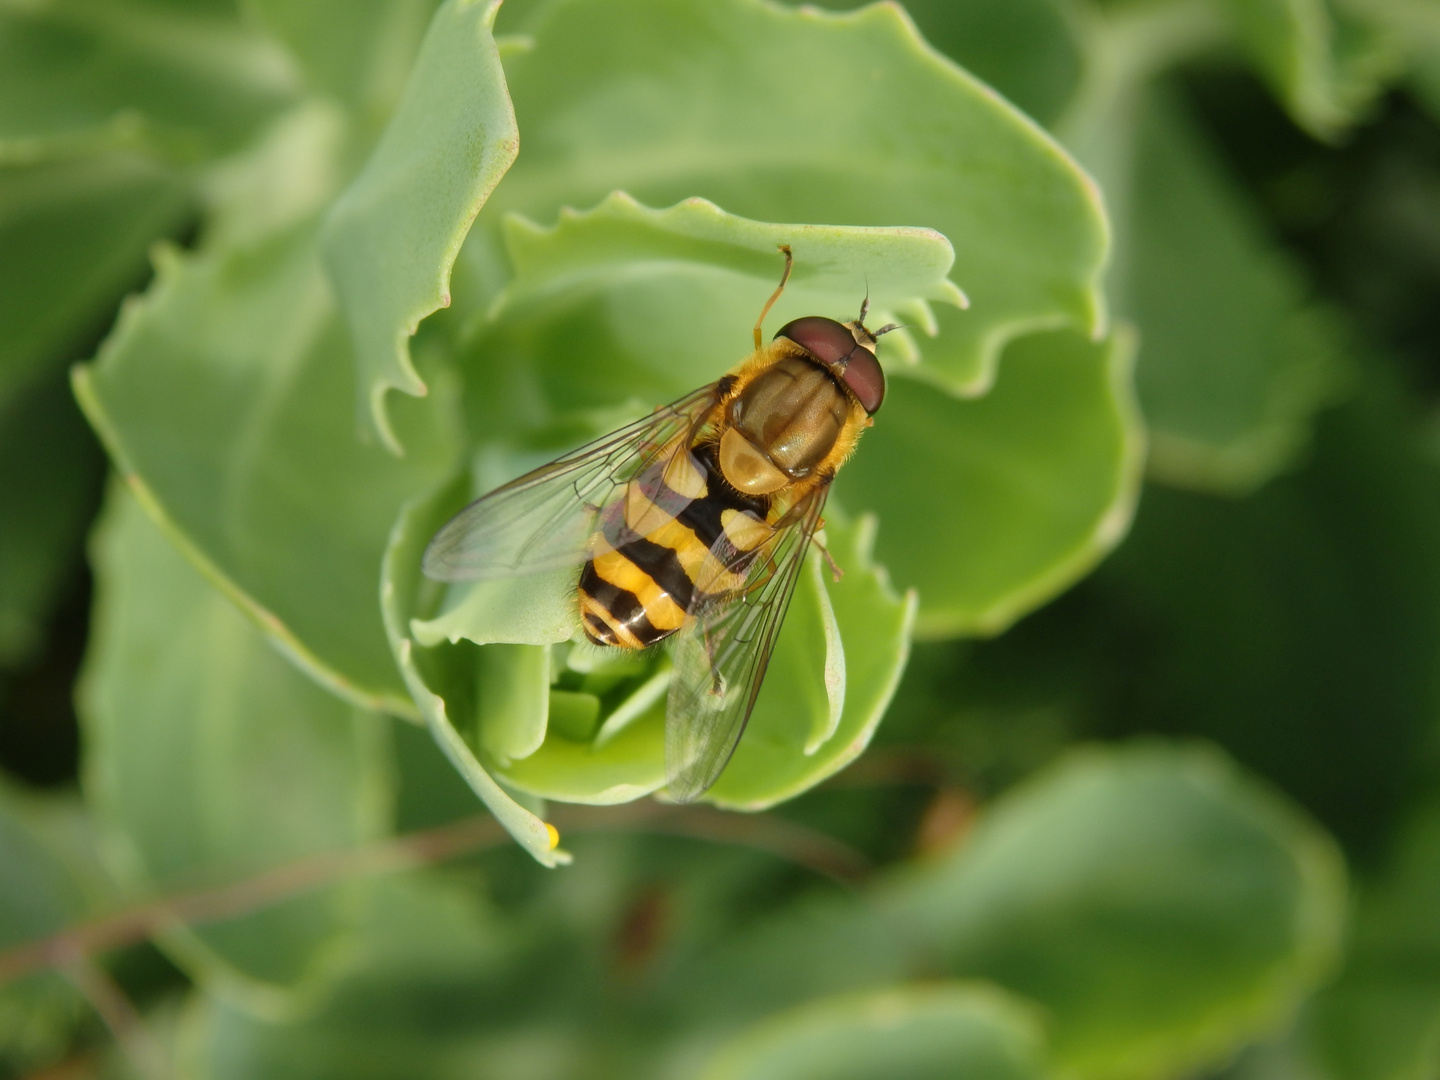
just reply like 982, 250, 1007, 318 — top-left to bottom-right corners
873, 323, 902, 337
858, 279, 870, 326
754, 245, 794, 351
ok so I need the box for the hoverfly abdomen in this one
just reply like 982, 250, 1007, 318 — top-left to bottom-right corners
578, 443, 769, 650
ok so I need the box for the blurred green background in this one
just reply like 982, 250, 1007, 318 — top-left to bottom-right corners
4, 0, 1440, 1077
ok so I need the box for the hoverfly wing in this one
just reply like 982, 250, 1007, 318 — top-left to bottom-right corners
664, 489, 829, 803
423, 386, 720, 582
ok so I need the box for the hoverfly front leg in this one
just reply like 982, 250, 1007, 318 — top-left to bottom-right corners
752, 244, 794, 351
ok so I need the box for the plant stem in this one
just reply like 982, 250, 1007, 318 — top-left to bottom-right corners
0, 804, 867, 987
58, 948, 171, 1080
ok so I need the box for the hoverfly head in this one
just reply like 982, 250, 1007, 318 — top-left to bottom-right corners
774, 314, 887, 415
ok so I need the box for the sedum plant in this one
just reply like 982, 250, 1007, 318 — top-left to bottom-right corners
2, 0, 1440, 1077
73, 0, 1135, 861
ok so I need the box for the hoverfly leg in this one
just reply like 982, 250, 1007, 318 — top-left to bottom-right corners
700, 621, 725, 696
752, 244, 794, 351
814, 536, 844, 582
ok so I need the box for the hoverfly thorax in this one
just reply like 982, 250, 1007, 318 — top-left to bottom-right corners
721, 357, 851, 493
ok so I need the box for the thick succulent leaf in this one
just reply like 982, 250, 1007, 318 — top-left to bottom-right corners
80, 487, 391, 1009
453, 294, 1139, 651
0, 151, 192, 409
184, 874, 523, 1080
678, 741, 1342, 1077
498, 690, 668, 805
699, 982, 1048, 1080
879, 743, 1347, 1079
409, 467, 911, 808
457, 267, 927, 451
473, 643, 551, 765
73, 221, 460, 717
1092, 380, 1440, 854
835, 328, 1142, 638
496, 192, 965, 322
382, 479, 569, 866
0, 782, 105, 952
0, 0, 297, 160
320, 0, 517, 450
1118, 86, 1349, 493
0, 369, 105, 667
1220, 0, 1395, 139
814, 0, 1083, 130
707, 517, 916, 810
0, 783, 101, 1075
468, 0, 1108, 393
1303, 797, 1440, 1080
244, 0, 442, 117
0, 972, 89, 1078
200, 100, 351, 250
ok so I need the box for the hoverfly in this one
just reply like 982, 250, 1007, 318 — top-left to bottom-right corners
423, 247, 894, 802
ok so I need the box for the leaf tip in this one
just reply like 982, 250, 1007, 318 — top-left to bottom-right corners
368, 381, 414, 457
942, 280, 970, 310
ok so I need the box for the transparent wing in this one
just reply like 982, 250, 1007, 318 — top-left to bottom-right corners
422, 386, 720, 582
664, 488, 829, 803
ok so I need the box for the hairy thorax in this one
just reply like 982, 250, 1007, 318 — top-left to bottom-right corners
717, 357, 850, 495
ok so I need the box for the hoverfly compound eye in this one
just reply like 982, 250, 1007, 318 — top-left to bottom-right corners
840, 347, 885, 414
775, 316, 886, 414
775, 317, 856, 367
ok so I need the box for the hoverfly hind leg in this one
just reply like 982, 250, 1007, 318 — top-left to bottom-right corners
699, 621, 726, 698
813, 533, 844, 582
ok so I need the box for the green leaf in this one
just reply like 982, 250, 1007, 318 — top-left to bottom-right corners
184, 874, 525, 1080
475, 643, 550, 765
0, 0, 298, 161
495, 191, 965, 324
1342, 0, 1440, 120
0, 970, 89, 1077
244, 0, 443, 119
467, 0, 1107, 394
73, 220, 460, 717
320, 0, 517, 451
0, 783, 104, 952
1091, 378, 1440, 854
199, 99, 351, 250
442, 299, 1138, 666
699, 982, 1049, 1080
381, 479, 569, 866
835, 328, 1143, 637
1304, 797, 1440, 1080
405, 466, 912, 808
453, 261, 932, 453
1220, 0, 1396, 139
497, 685, 668, 805
810, 0, 1083, 129
79, 485, 392, 1009
0, 783, 100, 1076
1118, 85, 1349, 493
0, 150, 192, 408
881, 742, 1347, 1079
707, 516, 916, 810
0, 368, 104, 667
